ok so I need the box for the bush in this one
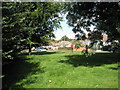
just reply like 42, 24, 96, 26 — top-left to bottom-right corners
58, 47, 72, 51
72, 41, 85, 48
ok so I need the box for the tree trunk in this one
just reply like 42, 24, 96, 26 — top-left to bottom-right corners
28, 44, 31, 55
85, 45, 88, 55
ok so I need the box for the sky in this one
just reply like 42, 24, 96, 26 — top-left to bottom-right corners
53, 14, 75, 40
53, 14, 95, 40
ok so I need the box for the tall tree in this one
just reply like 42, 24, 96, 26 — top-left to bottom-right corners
2, 2, 64, 61
66, 2, 120, 41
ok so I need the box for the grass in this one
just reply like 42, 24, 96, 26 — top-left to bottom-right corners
3, 51, 119, 88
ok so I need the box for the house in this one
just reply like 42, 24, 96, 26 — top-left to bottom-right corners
52, 41, 72, 47
73, 47, 92, 51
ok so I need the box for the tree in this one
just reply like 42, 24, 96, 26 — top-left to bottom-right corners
66, 2, 120, 41
60, 35, 70, 41
73, 41, 82, 49
2, 2, 64, 61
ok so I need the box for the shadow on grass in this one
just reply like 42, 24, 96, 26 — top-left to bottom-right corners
2, 55, 44, 89
29, 51, 66, 55
31, 51, 57, 55
108, 67, 119, 70
59, 53, 120, 67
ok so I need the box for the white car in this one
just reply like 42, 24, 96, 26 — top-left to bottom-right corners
35, 47, 47, 52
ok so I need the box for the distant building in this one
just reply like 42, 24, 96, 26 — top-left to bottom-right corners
52, 41, 72, 47
52, 33, 109, 49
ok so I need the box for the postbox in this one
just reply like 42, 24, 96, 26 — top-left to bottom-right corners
70, 44, 74, 48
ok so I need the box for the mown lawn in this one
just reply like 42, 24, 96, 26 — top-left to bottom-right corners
3, 51, 119, 88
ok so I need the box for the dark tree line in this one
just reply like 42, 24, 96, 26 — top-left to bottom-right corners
2, 2, 64, 62
66, 2, 120, 41
2, 2, 120, 62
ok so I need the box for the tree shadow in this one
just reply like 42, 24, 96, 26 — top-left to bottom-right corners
30, 51, 66, 55
108, 66, 120, 70
2, 55, 44, 89
30, 51, 57, 55
108, 67, 118, 70
59, 53, 120, 67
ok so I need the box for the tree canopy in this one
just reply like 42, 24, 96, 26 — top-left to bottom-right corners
2, 2, 120, 61
2, 2, 64, 61
60, 35, 70, 41
66, 2, 120, 41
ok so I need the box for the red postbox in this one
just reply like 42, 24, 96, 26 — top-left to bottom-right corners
70, 44, 74, 48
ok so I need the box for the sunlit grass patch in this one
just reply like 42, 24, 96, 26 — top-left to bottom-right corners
4, 51, 119, 88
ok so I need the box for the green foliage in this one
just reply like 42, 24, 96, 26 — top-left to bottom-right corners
72, 41, 84, 48
74, 42, 81, 48
88, 31, 103, 41
58, 47, 71, 51
2, 2, 64, 61
66, 2, 120, 40
60, 35, 70, 41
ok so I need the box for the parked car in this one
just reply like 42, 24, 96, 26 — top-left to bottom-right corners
102, 45, 111, 51
35, 47, 47, 52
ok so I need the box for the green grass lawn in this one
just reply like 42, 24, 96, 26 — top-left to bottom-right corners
3, 51, 119, 88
